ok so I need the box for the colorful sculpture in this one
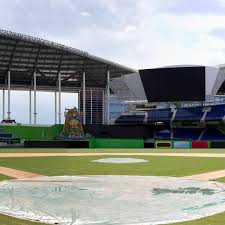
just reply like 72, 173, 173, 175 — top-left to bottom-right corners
62, 107, 84, 139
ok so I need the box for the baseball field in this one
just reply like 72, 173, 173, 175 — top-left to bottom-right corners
1, 148, 225, 225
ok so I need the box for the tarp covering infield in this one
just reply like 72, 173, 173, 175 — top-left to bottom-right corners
1, 176, 225, 225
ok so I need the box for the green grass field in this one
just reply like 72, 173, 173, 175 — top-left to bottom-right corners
1, 155, 225, 177
1, 150, 225, 224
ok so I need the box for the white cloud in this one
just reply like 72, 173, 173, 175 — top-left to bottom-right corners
124, 25, 137, 33
80, 11, 91, 17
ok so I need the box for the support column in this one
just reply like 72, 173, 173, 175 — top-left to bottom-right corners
78, 90, 80, 112
33, 71, 37, 124
102, 90, 105, 124
90, 89, 93, 124
7, 70, 11, 119
82, 71, 86, 125
2, 89, 5, 120
106, 69, 110, 124
29, 90, 32, 124
55, 91, 57, 124
58, 72, 62, 124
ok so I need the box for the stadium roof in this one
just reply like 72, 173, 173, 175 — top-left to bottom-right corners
0, 29, 136, 92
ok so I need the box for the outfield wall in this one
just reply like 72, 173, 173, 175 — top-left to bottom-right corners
1, 124, 225, 149
0, 124, 63, 140
23, 139, 144, 148
0, 124, 145, 148
90, 138, 144, 148
22, 139, 225, 149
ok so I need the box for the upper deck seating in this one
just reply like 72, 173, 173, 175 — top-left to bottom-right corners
147, 109, 172, 122
205, 104, 225, 121
174, 106, 203, 122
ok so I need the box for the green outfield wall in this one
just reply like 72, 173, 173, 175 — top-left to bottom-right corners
0, 125, 144, 148
0, 124, 63, 140
90, 138, 144, 148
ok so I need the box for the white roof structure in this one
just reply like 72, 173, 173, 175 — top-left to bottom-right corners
0, 29, 136, 92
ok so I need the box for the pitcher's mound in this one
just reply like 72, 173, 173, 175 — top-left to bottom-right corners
92, 157, 148, 163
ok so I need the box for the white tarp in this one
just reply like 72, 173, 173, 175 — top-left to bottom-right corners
0, 176, 225, 225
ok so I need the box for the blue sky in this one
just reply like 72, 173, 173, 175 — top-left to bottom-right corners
1, 0, 225, 124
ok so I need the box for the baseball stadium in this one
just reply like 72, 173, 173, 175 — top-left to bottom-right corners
2, 29, 225, 225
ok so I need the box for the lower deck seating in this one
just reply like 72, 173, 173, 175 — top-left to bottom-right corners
173, 128, 204, 140
156, 128, 204, 140
0, 128, 19, 144
155, 130, 171, 139
201, 128, 225, 141
155, 128, 225, 141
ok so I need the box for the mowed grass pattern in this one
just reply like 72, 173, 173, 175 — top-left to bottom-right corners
0, 156, 225, 177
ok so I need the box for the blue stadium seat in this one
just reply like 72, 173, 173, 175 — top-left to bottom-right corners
201, 128, 225, 141
155, 128, 225, 141
173, 128, 203, 140
147, 109, 172, 122
0, 133, 13, 138
0, 127, 19, 144
205, 105, 225, 121
174, 106, 203, 121
155, 130, 171, 139
116, 104, 225, 125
